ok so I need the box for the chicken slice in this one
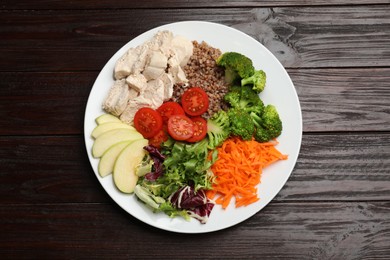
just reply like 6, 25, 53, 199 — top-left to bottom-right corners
125, 73, 148, 92
168, 55, 188, 84
143, 50, 168, 80
132, 44, 150, 75
114, 44, 151, 80
148, 30, 174, 54
119, 75, 164, 125
143, 66, 164, 81
114, 48, 137, 80
171, 35, 194, 67
114, 31, 192, 81
149, 50, 168, 68
157, 72, 174, 101
102, 79, 138, 116
144, 79, 165, 108
110, 31, 194, 125
119, 96, 152, 125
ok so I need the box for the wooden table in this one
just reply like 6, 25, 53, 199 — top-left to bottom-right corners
1, 1, 389, 259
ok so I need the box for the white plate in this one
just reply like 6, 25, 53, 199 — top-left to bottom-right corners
84, 21, 302, 233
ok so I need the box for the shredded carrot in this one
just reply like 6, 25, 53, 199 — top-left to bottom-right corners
207, 137, 288, 209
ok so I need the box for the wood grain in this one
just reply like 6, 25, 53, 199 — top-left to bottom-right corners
0, 202, 389, 259
289, 68, 390, 132
0, 72, 95, 135
1, 68, 389, 135
1, 6, 389, 71
278, 133, 390, 201
1, 134, 388, 204
1, 1, 389, 258
2, 0, 390, 9
0, 136, 108, 204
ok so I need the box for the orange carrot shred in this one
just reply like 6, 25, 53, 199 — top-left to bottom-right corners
208, 137, 287, 209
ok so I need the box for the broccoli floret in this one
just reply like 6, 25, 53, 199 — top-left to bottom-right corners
253, 105, 282, 142
262, 105, 282, 138
206, 110, 231, 149
216, 52, 255, 84
254, 127, 271, 143
249, 111, 262, 128
241, 70, 267, 94
223, 86, 241, 107
238, 86, 265, 115
224, 68, 240, 85
224, 85, 265, 115
227, 108, 255, 141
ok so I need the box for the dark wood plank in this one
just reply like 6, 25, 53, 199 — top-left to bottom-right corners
0, 72, 96, 135
277, 133, 390, 201
0, 135, 108, 204
234, 6, 390, 68
2, 0, 390, 9
1, 68, 389, 135
1, 133, 388, 204
1, 1, 388, 259
0, 202, 389, 258
290, 68, 390, 132
1, 6, 389, 71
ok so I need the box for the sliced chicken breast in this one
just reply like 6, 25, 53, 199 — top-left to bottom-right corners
171, 35, 194, 67
125, 73, 148, 92
102, 79, 138, 116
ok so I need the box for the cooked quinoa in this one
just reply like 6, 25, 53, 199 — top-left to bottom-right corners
172, 41, 229, 118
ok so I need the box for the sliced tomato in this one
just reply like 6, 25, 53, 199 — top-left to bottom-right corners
134, 107, 163, 138
186, 117, 208, 143
181, 87, 209, 116
148, 129, 169, 149
167, 115, 194, 141
156, 102, 185, 123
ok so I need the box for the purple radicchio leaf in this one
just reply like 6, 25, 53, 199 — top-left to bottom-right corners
143, 145, 165, 160
143, 145, 165, 181
189, 202, 214, 224
170, 185, 214, 224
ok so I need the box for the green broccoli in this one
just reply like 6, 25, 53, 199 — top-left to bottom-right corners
227, 108, 255, 141
241, 69, 267, 94
262, 105, 283, 138
253, 127, 271, 143
249, 111, 262, 128
252, 105, 282, 142
224, 85, 265, 116
223, 86, 241, 107
216, 52, 255, 84
206, 110, 231, 149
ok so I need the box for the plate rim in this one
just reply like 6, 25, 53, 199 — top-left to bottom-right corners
84, 20, 303, 234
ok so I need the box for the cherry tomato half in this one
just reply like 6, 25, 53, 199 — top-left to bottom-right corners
186, 117, 208, 143
148, 129, 169, 149
156, 102, 185, 123
134, 107, 163, 138
181, 87, 209, 116
167, 115, 194, 141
